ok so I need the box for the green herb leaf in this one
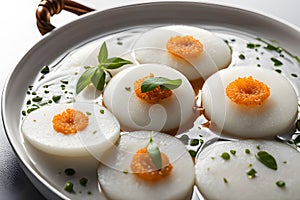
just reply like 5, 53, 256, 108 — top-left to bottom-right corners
296, 119, 300, 131
271, 57, 283, 66
147, 136, 162, 170
103, 57, 133, 69
76, 67, 97, 94
221, 152, 230, 160
76, 42, 132, 94
189, 150, 197, 158
91, 68, 106, 91
41, 65, 50, 75
98, 42, 108, 64
141, 77, 182, 93
276, 180, 285, 188
255, 151, 277, 170
246, 168, 257, 179
230, 150, 236, 155
52, 95, 61, 103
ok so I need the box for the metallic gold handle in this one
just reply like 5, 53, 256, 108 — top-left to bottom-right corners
36, 0, 95, 35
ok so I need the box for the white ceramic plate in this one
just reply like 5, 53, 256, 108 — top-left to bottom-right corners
2, 2, 300, 200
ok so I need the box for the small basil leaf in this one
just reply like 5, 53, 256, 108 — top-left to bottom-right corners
91, 69, 106, 91
103, 57, 133, 69
76, 67, 97, 94
141, 77, 182, 93
147, 137, 162, 170
160, 79, 182, 91
98, 42, 108, 64
255, 151, 277, 170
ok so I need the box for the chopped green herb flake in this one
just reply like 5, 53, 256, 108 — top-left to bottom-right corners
32, 96, 43, 102
247, 43, 261, 49
64, 182, 74, 193
283, 161, 287, 164
231, 39, 236, 42
230, 150, 236, 155
26, 91, 30, 95
271, 57, 283, 66
28, 86, 33, 90
275, 69, 282, 73
245, 149, 251, 154
276, 180, 286, 188
100, 109, 104, 114
60, 80, 69, 84
189, 150, 197, 158
247, 168, 257, 179
52, 95, 61, 103
223, 177, 228, 183
86, 112, 92, 115
211, 157, 215, 160
221, 152, 230, 160
291, 73, 298, 77
27, 107, 39, 113
64, 168, 76, 176
33, 120, 37, 122
294, 134, 300, 144
41, 66, 50, 75
31, 92, 37, 95
123, 169, 129, 174
87, 191, 92, 195
125, 87, 131, 91
48, 100, 53, 104
190, 139, 200, 146
79, 177, 88, 187
255, 151, 277, 170
92, 131, 97, 134
178, 135, 189, 145
44, 90, 49, 94
257, 64, 261, 67
22, 110, 26, 116
26, 100, 31, 105
248, 163, 253, 167
239, 54, 245, 60
117, 41, 123, 45
43, 85, 49, 88
256, 145, 260, 150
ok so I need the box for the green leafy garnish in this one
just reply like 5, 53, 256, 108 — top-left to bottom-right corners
41, 65, 50, 75
276, 180, 285, 188
141, 77, 182, 93
146, 136, 162, 170
230, 150, 236, 155
76, 42, 132, 94
221, 152, 230, 160
255, 151, 277, 170
271, 57, 283, 66
246, 168, 257, 179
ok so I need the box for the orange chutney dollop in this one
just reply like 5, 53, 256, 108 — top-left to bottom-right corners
166, 35, 203, 59
130, 147, 173, 181
226, 76, 270, 106
52, 108, 88, 134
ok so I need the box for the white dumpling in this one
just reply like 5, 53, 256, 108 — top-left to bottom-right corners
21, 103, 120, 157
201, 66, 298, 138
195, 140, 300, 200
103, 64, 197, 134
133, 25, 231, 80
98, 131, 195, 200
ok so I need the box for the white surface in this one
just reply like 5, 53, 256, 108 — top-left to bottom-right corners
0, 0, 299, 199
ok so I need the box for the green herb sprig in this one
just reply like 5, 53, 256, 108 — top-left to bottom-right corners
141, 77, 182, 93
76, 42, 132, 94
146, 135, 162, 170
